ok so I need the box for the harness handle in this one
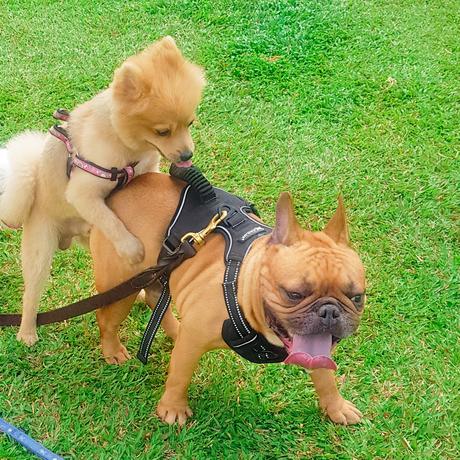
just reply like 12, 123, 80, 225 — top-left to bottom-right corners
169, 164, 216, 203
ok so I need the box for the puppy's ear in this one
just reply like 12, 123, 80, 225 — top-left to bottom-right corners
324, 195, 349, 245
270, 192, 302, 246
160, 35, 178, 49
112, 62, 145, 101
149, 36, 179, 55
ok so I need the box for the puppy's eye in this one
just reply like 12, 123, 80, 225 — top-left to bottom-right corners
156, 129, 170, 137
351, 294, 364, 308
188, 120, 194, 127
286, 291, 305, 302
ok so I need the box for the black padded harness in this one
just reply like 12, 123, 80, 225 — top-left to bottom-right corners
137, 166, 288, 364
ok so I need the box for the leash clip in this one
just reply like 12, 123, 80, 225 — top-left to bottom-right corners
180, 210, 228, 247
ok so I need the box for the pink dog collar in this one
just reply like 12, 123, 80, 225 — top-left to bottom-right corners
49, 109, 136, 191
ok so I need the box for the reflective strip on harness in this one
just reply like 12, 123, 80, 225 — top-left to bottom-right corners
137, 275, 172, 364
223, 260, 250, 337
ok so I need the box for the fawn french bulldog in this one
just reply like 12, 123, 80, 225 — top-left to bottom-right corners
91, 173, 366, 425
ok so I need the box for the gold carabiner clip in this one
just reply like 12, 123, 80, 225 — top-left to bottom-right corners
180, 210, 228, 247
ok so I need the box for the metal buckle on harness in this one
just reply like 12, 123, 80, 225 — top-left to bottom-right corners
180, 210, 228, 247
162, 238, 179, 254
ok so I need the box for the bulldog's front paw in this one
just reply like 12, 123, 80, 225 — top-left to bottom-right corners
116, 234, 145, 265
156, 397, 193, 426
321, 397, 363, 425
17, 327, 38, 346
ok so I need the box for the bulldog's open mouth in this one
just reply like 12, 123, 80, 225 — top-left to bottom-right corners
266, 308, 339, 371
281, 334, 338, 371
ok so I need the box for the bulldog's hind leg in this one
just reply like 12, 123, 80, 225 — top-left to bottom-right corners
96, 294, 137, 364
310, 368, 362, 425
17, 214, 58, 346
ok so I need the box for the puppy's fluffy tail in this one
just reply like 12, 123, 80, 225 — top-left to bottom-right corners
0, 131, 46, 228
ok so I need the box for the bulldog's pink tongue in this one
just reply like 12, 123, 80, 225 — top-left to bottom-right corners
175, 160, 193, 168
284, 333, 337, 371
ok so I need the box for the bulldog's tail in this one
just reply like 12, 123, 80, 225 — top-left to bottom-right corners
0, 131, 46, 228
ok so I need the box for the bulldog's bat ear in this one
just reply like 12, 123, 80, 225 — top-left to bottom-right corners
324, 195, 349, 245
271, 192, 303, 246
112, 62, 145, 101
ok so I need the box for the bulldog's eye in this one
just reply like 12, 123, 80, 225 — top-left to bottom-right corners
188, 119, 194, 127
286, 291, 305, 302
351, 294, 364, 308
156, 129, 170, 137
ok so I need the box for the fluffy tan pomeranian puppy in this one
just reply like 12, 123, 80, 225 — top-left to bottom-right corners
0, 36, 205, 346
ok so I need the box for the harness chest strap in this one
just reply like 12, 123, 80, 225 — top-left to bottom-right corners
137, 172, 288, 365
220, 259, 288, 363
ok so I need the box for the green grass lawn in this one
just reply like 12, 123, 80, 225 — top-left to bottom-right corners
0, 0, 458, 458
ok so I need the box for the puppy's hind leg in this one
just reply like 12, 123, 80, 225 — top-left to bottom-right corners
17, 214, 58, 346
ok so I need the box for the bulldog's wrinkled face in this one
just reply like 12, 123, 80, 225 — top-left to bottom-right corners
260, 193, 366, 370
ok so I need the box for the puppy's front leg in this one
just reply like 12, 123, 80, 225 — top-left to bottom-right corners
157, 327, 208, 426
310, 368, 362, 425
66, 173, 144, 264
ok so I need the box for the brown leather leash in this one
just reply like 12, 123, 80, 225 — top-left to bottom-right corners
0, 241, 196, 327
0, 163, 223, 329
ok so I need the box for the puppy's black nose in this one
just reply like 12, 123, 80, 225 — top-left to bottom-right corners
180, 150, 193, 161
318, 304, 340, 328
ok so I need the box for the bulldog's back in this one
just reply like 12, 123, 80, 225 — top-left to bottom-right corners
91, 173, 186, 290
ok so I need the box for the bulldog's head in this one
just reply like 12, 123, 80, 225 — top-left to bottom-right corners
260, 193, 366, 371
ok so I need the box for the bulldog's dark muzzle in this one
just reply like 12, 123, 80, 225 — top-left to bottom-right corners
318, 303, 340, 328
286, 296, 359, 339
265, 296, 361, 371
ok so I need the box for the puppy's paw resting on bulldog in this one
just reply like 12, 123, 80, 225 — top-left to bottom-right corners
64, 174, 146, 265
113, 231, 145, 265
